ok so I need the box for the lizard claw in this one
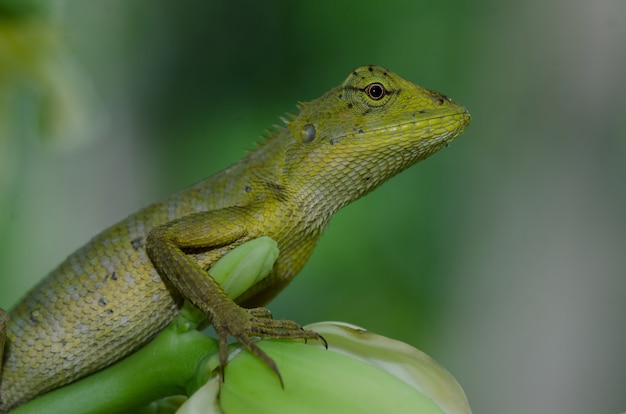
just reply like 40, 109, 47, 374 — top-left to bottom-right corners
246, 307, 273, 319
212, 306, 326, 388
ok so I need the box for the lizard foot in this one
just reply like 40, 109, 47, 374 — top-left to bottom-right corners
212, 306, 326, 387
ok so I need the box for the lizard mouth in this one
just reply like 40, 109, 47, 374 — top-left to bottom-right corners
334, 108, 471, 145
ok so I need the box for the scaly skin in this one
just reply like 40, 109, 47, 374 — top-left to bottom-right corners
0, 65, 470, 411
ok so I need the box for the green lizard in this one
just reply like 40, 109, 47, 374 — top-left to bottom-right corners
0, 65, 470, 412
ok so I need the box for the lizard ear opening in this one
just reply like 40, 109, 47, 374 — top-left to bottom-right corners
301, 124, 317, 143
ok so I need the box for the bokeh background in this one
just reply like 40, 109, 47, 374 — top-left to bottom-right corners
1, 1, 625, 413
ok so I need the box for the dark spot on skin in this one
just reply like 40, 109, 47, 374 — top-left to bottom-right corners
98, 297, 108, 307
29, 312, 39, 325
106, 309, 114, 314
104, 271, 117, 283
368, 66, 374, 72
418, 109, 427, 114
362, 108, 372, 115
338, 93, 342, 99
329, 139, 335, 145
358, 128, 364, 134
61, 340, 67, 346
383, 71, 388, 76
130, 237, 144, 251
244, 185, 252, 193
347, 103, 353, 109
264, 181, 287, 202
352, 71, 358, 76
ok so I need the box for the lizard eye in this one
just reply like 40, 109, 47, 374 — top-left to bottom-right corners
364, 83, 386, 101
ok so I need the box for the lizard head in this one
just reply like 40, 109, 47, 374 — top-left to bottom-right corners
283, 65, 471, 221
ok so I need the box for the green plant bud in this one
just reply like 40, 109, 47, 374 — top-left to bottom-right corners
178, 322, 471, 414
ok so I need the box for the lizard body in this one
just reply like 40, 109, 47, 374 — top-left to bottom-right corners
0, 65, 470, 411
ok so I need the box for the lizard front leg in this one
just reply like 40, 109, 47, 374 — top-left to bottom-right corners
145, 207, 323, 386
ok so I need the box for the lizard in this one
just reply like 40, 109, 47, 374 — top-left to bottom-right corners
0, 65, 470, 412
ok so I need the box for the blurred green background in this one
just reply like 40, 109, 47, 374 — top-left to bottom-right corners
1, 1, 625, 413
